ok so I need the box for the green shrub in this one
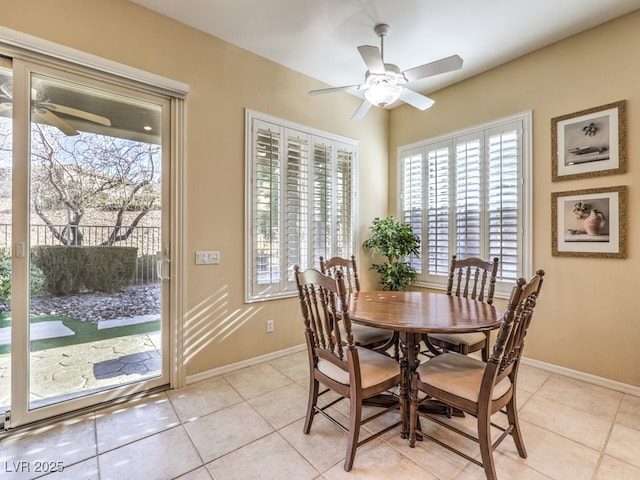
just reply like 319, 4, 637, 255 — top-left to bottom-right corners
31, 245, 137, 295
0, 255, 45, 301
31, 246, 87, 295
0, 257, 9, 301
83, 246, 137, 292
30, 262, 46, 297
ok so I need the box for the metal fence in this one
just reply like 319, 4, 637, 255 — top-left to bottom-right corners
0, 224, 161, 285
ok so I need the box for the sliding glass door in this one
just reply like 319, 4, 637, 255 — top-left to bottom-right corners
3, 58, 172, 428
0, 58, 13, 421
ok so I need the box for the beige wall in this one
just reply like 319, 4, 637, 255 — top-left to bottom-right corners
390, 11, 640, 386
0, 0, 389, 377
2, 1, 638, 387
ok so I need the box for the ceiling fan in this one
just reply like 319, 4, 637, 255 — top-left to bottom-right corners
0, 81, 111, 136
309, 24, 463, 120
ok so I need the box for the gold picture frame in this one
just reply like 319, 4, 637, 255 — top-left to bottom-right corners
552, 186, 627, 258
551, 100, 626, 181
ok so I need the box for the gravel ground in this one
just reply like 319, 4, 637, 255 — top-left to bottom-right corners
0, 284, 161, 323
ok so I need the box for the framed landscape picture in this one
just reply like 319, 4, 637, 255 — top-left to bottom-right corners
551, 100, 626, 181
552, 186, 627, 258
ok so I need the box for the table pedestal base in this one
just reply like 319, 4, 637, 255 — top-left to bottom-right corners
419, 400, 464, 417
363, 394, 399, 408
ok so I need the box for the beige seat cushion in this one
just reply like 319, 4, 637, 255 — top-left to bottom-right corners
340, 322, 394, 346
429, 331, 486, 347
416, 352, 511, 402
317, 346, 400, 389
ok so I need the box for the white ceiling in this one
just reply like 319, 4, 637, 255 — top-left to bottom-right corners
130, 0, 640, 106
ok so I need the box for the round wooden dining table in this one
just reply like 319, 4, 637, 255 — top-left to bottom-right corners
348, 290, 503, 435
349, 290, 503, 365
349, 290, 502, 331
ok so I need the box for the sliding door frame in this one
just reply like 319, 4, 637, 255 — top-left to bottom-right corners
0, 27, 188, 429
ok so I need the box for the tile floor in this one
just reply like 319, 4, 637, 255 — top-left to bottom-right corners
0, 349, 639, 480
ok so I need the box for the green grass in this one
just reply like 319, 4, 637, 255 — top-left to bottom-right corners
0, 312, 160, 356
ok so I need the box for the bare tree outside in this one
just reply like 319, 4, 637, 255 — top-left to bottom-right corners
0, 119, 162, 300
30, 124, 161, 246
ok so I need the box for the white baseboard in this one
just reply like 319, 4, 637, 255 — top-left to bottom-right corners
186, 344, 306, 385
185, 347, 640, 399
521, 356, 640, 397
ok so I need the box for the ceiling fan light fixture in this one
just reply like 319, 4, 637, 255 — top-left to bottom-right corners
309, 23, 462, 118
363, 65, 405, 107
365, 83, 402, 107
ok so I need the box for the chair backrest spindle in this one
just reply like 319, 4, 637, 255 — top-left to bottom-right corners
295, 265, 354, 364
447, 255, 499, 305
319, 255, 360, 293
489, 270, 544, 378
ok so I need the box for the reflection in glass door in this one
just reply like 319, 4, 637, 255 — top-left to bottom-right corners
8, 62, 171, 427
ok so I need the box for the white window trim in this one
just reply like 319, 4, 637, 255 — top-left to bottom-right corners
245, 109, 359, 303
397, 111, 532, 298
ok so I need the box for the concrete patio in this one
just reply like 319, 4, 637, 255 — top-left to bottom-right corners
0, 327, 161, 409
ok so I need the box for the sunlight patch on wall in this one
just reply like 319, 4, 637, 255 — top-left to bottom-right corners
183, 284, 262, 362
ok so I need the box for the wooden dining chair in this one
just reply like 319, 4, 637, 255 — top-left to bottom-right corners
425, 255, 499, 361
409, 270, 545, 480
320, 255, 399, 359
294, 265, 406, 472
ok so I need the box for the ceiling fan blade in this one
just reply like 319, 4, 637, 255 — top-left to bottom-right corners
357, 45, 385, 75
41, 103, 112, 126
309, 85, 360, 95
32, 108, 79, 136
402, 55, 463, 83
399, 88, 435, 110
351, 99, 373, 120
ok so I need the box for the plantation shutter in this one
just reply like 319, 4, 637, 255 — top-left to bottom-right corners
454, 135, 482, 258
398, 113, 529, 294
335, 142, 355, 259
254, 120, 281, 287
311, 138, 332, 264
285, 129, 309, 283
246, 111, 358, 301
400, 148, 424, 274
426, 143, 451, 276
487, 125, 520, 282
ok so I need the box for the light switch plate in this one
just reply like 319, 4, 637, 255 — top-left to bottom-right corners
195, 250, 220, 265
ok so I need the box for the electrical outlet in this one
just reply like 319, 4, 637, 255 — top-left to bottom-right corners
195, 250, 220, 265
266, 320, 274, 333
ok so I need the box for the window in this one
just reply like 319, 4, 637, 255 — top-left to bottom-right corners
246, 110, 357, 302
399, 112, 532, 296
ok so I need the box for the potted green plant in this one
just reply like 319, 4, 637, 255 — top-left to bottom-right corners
362, 216, 420, 291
